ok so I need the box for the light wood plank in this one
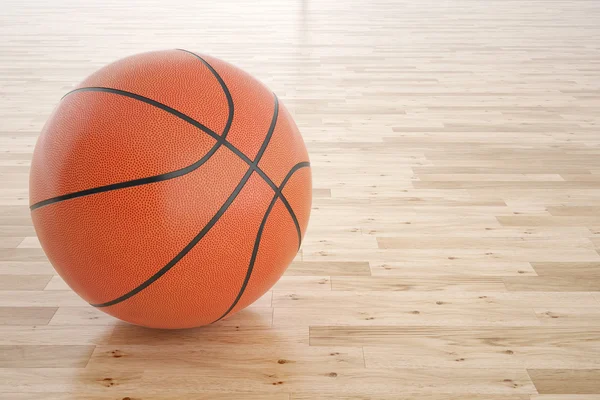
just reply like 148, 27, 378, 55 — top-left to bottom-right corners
312, 188, 331, 198
310, 326, 600, 348
43, 276, 73, 291
273, 291, 600, 309
275, 303, 539, 326
534, 308, 600, 326
377, 237, 595, 251
291, 393, 528, 400
0, 237, 26, 248
0, 345, 94, 368
504, 277, 600, 292
0, 226, 36, 237
273, 276, 332, 291
88, 344, 364, 369
370, 261, 536, 276
0, 291, 87, 307
528, 370, 600, 394
285, 261, 370, 276
498, 216, 600, 228
0, 206, 32, 218
292, 396, 528, 400
302, 233, 379, 250
0, 275, 52, 290
365, 344, 600, 369
366, 226, 591, 239
413, 181, 600, 190
531, 262, 600, 278
303, 248, 600, 263
416, 174, 564, 182
141, 367, 536, 395
413, 167, 590, 175
2, 394, 290, 400
0, 368, 142, 393
530, 396, 600, 400
548, 207, 600, 217
110, 325, 308, 346
0, 326, 114, 345
0, 262, 54, 275
0, 249, 48, 262
48, 307, 117, 326
16, 237, 40, 249
0, 307, 56, 325
561, 175, 600, 182
332, 276, 507, 292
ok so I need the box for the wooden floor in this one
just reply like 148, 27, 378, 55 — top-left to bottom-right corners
1, 0, 600, 398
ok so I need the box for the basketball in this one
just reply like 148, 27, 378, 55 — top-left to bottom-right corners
28, 49, 312, 329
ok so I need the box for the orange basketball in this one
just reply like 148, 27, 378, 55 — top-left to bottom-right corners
29, 50, 312, 329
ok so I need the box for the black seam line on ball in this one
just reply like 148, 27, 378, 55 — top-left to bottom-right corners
212, 161, 310, 323
29, 85, 230, 211
91, 95, 279, 308
30, 88, 299, 238
176, 49, 234, 138
61, 87, 222, 138
89, 168, 254, 308
280, 196, 302, 249
29, 141, 222, 211
169, 51, 302, 240
164, 50, 304, 253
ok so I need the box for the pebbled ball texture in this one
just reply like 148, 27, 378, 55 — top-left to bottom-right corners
29, 50, 312, 329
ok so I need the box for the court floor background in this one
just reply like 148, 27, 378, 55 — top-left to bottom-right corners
1, 0, 600, 398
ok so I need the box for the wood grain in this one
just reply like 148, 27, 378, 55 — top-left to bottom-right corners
2, 0, 600, 397
309, 326, 600, 347
273, 276, 332, 291
1, 394, 290, 400
504, 277, 600, 292
0, 262, 54, 275
530, 396, 600, 400
0, 345, 94, 368
534, 308, 600, 326
284, 261, 371, 276
369, 260, 536, 276
331, 276, 508, 292
272, 291, 600, 308
0, 307, 56, 325
274, 304, 540, 327
0, 389, 290, 400
87, 344, 364, 370
291, 396, 529, 400
528, 370, 600, 394
109, 325, 308, 346
140, 367, 536, 395
365, 343, 600, 369
0, 326, 115, 345
49, 306, 274, 328
0, 275, 52, 290
0, 291, 88, 307
530, 262, 600, 278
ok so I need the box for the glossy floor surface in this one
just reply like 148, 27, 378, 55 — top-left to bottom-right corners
1, 0, 600, 398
